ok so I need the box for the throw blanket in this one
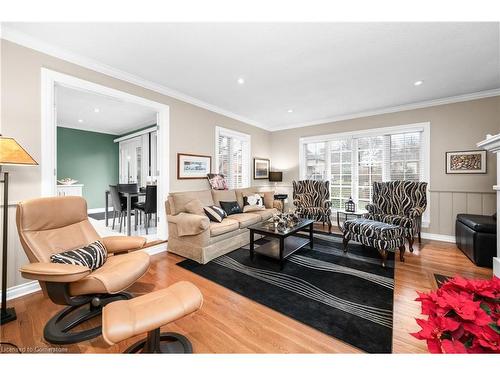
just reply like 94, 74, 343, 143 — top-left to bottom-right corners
168, 212, 210, 237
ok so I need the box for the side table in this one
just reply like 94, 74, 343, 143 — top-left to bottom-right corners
273, 194, 288, 213
336, 209, 367, 231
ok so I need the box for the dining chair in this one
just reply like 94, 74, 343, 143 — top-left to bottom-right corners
117, 183, 139, 207
109, 185, 129, 233
133, 185, 157, 234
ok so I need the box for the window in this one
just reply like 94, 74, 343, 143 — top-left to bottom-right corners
215, 126, 251, 189
300, 123, 430, 220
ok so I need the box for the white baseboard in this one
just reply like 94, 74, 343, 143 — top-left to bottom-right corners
493, 258, 500, 277
421, 232, 456, 243
88, 207, 114, 214
1, 280, 41, 302
143, 242, 168, 256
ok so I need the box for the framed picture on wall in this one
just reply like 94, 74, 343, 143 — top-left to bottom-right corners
254, 157, 270, 179
177, 153, 212, 179
445, 150, 487, 174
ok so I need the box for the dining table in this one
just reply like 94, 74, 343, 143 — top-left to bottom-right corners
105, 189, 146, 236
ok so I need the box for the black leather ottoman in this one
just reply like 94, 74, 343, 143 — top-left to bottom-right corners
455, 214, 496, 268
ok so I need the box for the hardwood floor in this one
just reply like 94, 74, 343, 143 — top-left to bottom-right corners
0, 234, 492, 354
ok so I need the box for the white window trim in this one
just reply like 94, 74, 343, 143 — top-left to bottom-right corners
215, 126, 251, 188
299, 122, 431, 227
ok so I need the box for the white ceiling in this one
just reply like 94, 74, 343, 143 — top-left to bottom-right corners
56, 85, 157, 135
5, 22, 500, 131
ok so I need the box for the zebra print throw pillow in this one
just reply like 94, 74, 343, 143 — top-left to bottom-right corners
204, 205, 227, 223
50, 240, 107, 271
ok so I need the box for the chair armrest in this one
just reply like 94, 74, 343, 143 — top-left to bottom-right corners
167, 212, 210, 237
409, 207, 426, 219
322, 199, 331, 209
293, 198, 302, 208
365, 203, 382, 214
20, 262, 91, 283
101, 236, 147, 254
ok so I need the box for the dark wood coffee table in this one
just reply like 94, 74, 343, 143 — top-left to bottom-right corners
248, 219, 314, 270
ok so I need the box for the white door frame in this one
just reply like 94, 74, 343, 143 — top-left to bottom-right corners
40, 68, 170, 240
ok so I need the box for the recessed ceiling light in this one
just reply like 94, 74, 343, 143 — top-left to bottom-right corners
94, 108, 100, 113
78, 119, 83, 123
414, 80, 424, 86
287, 109, 293, 113
237, 77, 245, 85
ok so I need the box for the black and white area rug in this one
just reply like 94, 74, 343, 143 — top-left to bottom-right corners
178, 232, 395, 353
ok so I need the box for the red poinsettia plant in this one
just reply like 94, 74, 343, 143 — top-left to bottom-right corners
411, 276, 500, 353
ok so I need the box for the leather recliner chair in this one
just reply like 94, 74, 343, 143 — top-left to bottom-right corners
16, 196, 151, 345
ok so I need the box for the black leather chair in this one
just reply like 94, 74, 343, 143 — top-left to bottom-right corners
117, 183, 139, 207
455, 213, 496, 268
134, 185, 157, 234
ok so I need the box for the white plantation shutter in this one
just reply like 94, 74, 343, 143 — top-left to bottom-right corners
387, 132, 422, 181
301, 125, 427, 212
215, 126, 250, 189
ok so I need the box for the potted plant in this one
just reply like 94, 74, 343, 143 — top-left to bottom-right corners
411, 276, 500, 353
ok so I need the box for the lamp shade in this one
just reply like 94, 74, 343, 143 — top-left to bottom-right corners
0, 137, 38, 166
268, 171, 283, 182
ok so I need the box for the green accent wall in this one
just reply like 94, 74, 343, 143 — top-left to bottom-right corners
57, 127, 119, 209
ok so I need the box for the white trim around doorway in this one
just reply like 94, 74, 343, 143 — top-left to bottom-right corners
40, 68, 170, 240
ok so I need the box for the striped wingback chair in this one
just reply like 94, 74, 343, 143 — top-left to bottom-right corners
292, 180, 332, 232
364, 180, 427, 252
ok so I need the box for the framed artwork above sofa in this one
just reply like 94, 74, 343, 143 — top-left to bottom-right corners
177, 153, 212, 179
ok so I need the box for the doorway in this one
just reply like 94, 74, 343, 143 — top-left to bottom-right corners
41, 68, 170, 240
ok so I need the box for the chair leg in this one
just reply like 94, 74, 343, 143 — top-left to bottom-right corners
135, 209, 138, 231
342, 237, 349, 253
418, 231, 422, 244
408, 236, 414, 253
112, 211, 116, 230
399, 245, 405, 262
119, 212, 123, 233
145, 213, 149, 235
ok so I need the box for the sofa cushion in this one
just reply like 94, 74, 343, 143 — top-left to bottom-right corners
184, 199, 205, 216
212, 190, 237, 206
256, 208, 278, 221
210, 218, 239, 236
260, 191, 275, 209
457, 214, 496, 234
235, 188, 256, 208
228, 213, 261, 228
171, 190, 214, 215
220, 201, 243, 216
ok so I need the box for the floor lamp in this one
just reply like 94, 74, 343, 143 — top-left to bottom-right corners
0, 136, 38, 325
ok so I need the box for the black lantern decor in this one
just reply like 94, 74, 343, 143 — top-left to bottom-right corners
345, 197, 355, 213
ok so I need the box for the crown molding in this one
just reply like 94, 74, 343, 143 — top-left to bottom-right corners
2, 25, 499, 133
1, 26, 269, 131
271, 88, 500, 131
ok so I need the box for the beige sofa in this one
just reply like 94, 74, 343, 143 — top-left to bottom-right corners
166, 187, 281, 264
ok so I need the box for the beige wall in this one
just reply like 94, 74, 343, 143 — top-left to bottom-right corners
0, 39, 272, 201
0, 40, 271, 288
270, 96, 500, 235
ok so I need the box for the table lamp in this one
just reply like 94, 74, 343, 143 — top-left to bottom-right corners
269, 171, 283, 190
0, 135, 38, 325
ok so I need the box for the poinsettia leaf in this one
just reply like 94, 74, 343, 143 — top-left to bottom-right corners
488, 323, 500, 334
441, 332, 452, 340
480, 302, 492, 315
464, 337, 473, 348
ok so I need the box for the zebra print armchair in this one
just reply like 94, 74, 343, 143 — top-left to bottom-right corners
292, 180, 332, 232
364, 180, 427, 252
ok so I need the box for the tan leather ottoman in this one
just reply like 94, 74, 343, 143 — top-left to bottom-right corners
102, 281, 203, 353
